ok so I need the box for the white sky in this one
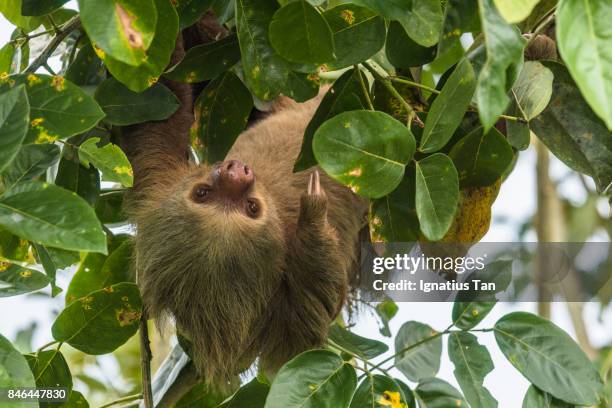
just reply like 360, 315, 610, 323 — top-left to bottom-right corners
0, 7, 611, 407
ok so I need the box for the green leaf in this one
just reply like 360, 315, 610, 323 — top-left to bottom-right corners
386, 21, 436, 69
493, 0, 541, 23
0, 264, 49, 297
165, 34, 240, 84
494, 312, 603, 405
438, 0, 480, 57
235, 0, 290, 100
0, 0, 42, 32
0, 181, 107, 253
284, 70, 320, 103
219, 378, 269, 407
512, 61, 554, 121
452, 259, 513, 330
95, 191, 125, 224
369, 168, 420, 243
269, 0, 334, 65
375, 298, 398, 337
0, 85, 29, 173
448, 332, 497, 408
77, 0, 157, 66
322, 4, 385, 70
174, 381, 227, 408
0, 74, 104, 143
353, 0, 443, 47
415, 153, 459, 241
476, 0, 525, 130
414, 378, 467, 408
557, 0, 612, 130
328, 325, 388, 359
449, 127, 514, 187
530, 62, 612, 193
55, 144, 101, 206
313, 110, 416, 198
102, 0, 179, 92
420, 59, 477, 153
33, 243, 62, 296
94, 78, 179, 126
65, 236, 132, 304
52, 282, 142, 354
294, 68, 367, 172
21, 0, 68, 16
0, 43, 17, 74
66, 390, 89, 408
0, 333, 37, 408
193, 71, 253, 164
1, 144, 60, 190
65, 44, 105, 87
79, 137, 133, 187
175, 0, 213, 29
522, 385, 574, 408
265, 349, 357, 408
349, 374, 410, 408
25, 350, 72, 408
394, 321, 442, 381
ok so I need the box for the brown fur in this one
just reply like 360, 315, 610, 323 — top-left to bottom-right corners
121, 38, 367, 387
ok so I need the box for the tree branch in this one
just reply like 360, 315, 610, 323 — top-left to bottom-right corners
25, 15, 81, 73
139, 315, 154, 408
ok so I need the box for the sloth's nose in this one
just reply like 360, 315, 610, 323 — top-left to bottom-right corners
216, 159, 254, 196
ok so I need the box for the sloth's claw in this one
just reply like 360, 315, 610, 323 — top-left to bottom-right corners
307, 170, 322, 196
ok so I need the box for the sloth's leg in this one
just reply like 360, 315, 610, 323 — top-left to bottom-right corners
258, 171, 348, 373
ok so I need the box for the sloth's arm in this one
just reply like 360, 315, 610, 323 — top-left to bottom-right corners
259, 171, 347, 371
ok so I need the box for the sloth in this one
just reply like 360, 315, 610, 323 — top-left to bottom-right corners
120, 39, 367, 387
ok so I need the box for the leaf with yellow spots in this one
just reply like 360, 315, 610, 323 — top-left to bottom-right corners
51, 282, 142, 355
350, 374, 414, 408
78, 137, 133, 187
0, 84, 29, 173
0, 264, 49, 297
415, 378, 467, 407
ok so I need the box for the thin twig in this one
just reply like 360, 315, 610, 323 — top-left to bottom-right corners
36, 340, 59, 352
354, 65, 374, 110
389, 76, 440, 95
526, 9, 556, 48
139, 313, 154, 408
97, 393, 143, 408
25, 15, 81, 73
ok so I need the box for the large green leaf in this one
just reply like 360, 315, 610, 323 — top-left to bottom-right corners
79, 137, 133, 187
353, 0, 443, 47
494, 0, 541, 23
95, 191, 126, 224
219, 379, 269, 407
415, 153, 459, 241
65, 44, 105, 87
414, 378, 467, 408
77, 0, 157, 66
1, 143, 59, 190
449, 127, 514, 187
165, 34, 241, 84
394, 321, 442, 382
0, 0, 42, 32
55, 143, 100, 206
322, 4, 384, 70
102, 0, 179, 92
557, 0, 612, 130
512, 61, 554, 121
94, 78, 179, 125
269, 0, 334, 65
476, 0, 525, 130
193, 71, 253, 164
438, 0, 480, 57
25, 350, 72, 408
65, 236, 132, 304
21, 0, 68, 16
264, 349, 357, 408
0, 85, 29, 172
52, 282, 142, 354
494, 312, 603, 405
448, 332, 497, 408
386, 21, 436, 69
235, 0, 290, 100
0, 181, 106, 253
530, 62, 612, 193
328, 325, 388, 359
522, 385, 574, 408
294, 68, 367, 171
0, 333, 37, 408
0, 74, 104, 143
33, 243, 62, 296
313, 110, 415, 198
349, 374, 411, 408
0, 264, 49, 297
420, 59, 476, 153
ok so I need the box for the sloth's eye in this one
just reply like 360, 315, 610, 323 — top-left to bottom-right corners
246, 199, 260, 218
192, 184, 212, 203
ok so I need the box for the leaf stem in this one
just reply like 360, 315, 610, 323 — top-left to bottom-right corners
37, 340, 59, 352
97, 393, 143, 408
354, 65, 374, 110
26, 15, 81, 73
362, 62, 416, 123
389, 76, 440, 95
